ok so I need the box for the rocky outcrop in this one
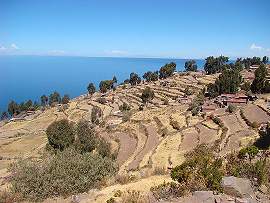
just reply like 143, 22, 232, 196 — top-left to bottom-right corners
221, 176, 255, 199
193, 191, 214, 203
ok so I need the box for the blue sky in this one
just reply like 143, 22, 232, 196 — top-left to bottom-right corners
0, 0, 269, 59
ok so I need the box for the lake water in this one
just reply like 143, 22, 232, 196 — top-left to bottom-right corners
0, 55, 209, 115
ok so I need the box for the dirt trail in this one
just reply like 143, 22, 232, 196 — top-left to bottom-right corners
113, 133, 136, 167
126, 125, 159, 170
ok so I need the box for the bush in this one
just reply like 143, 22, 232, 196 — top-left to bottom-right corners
225, 146, 269, 186
251, 121, 260, 128
170, 144, 224, 193
7, 148, 117, 202
170, 120, 180, 130
164, 98, 169, 105
119, 102, 131, 111
120, 190, 149, 203
46, 119, 74, 151
226, 104, 237, 113
96, 97, 106, 104
150, 182, 185, 201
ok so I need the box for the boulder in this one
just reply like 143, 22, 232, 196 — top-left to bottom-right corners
193, 191, 214, 203
259, 184, 268, 194
221, 176, 254, 198
235, 197, 258, 203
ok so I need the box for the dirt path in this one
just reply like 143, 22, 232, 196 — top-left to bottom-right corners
113, 133, 137, 167
126, 125, 159, 170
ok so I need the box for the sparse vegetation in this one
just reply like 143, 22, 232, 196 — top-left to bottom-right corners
6, 148, 117, 202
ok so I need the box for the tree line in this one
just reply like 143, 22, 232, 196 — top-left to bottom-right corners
1, 91, 70, 119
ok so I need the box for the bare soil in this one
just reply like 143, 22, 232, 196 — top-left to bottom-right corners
242, 104, 270, 124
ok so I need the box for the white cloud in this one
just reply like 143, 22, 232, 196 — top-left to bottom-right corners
10, 44, 20, 50
250, 44, 263, 51
267, 48, 270, 53
0, 44, 20, 52
50, 50, 65, 53
105, 50, 128, 54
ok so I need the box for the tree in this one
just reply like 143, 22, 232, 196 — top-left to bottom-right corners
99, 80, 114, 93
1, 110, 8, 120
33, 101, 39, 110
251, 64, 268, 94
113, 76, 118, 84
263, 56, 269, 64
129, 72, 141, 86
8, 100, 19, 117
143, 71, 159, 82
87, 83, 96, 96
49, 91, 61, 106
46, 119, 74, 151
251, 57, 262, 66
207, 69, 241, 98
159, 62, 176, 79
74, 120, 97, 153
41, 94, 48, 106
141, 87, 154, 106
61, 94, 70, 104
241, 81, 251, 92
185, 60, 197, 72
243, 57, 251, 69
25, 99, 32, 110
204, 56, 229, 74
19, 102, 26, 112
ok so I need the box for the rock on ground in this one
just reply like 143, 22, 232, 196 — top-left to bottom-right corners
221, 176, 254, 199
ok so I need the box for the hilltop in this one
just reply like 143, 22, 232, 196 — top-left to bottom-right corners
0, 65, 270, 202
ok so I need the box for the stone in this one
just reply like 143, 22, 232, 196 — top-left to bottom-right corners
222, 176, 254, 198
71, 195, 81, 203
140, 172, 146, 177
219, 193, 237, 203
235, 197, 258, 203
193, 191, 214, 203
259, 184, 268, 194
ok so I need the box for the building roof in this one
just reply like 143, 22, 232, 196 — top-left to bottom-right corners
202, 106, 215, 110
221, 94, 236, 98
237, 93, 248, 98
226, 99, 246, 103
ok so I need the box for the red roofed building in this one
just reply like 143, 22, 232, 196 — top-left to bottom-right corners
237, 93, 248, 100
226, 99, 246, 106
201, 105, 215, 112
106, 98, 113, 103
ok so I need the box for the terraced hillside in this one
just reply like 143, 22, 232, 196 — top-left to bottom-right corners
1, 70, 269, 196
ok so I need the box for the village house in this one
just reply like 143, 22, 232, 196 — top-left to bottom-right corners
201, 105, 215, 113
225, 99, 247, 106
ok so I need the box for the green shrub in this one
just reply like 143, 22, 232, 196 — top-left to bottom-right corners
170, 120, 180, 130
226, 104, 237, 113
251, 121, 260, 128
170, 144, 224, 193
119, 102, 131, 111
96, 97, 106, 104
225, 146, 269, 186
46, 119, 74, 151
163, 98, 169, 105
107, 197, 116, 203
7, 148, 117, 202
